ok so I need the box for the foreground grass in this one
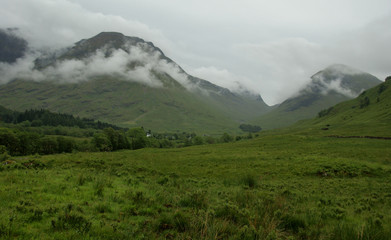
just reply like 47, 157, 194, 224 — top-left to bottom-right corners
1, 132, 391, 239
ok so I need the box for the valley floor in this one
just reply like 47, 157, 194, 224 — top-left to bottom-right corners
1, 132, 391, 239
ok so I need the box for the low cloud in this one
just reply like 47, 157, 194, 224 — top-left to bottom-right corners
189, 66, 259, 95
0, 42, 196, 90
234, 38, 328, 103
312, 77, 357, 98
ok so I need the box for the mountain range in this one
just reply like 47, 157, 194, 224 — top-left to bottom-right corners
0, 30, 384, 133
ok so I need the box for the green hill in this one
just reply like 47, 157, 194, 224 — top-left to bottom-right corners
0, 32, 270, 133
297, 76, 391, 136
252, 64, 381, 129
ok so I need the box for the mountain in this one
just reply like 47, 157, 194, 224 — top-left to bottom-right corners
252, 64, 382, 129
0, 28, 27, 63
299, 76, 391, 137
0, 32, 270, 133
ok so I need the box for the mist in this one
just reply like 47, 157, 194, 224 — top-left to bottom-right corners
0, 42, 198, 91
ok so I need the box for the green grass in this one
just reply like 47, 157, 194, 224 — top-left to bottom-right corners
1, 130, 391, 239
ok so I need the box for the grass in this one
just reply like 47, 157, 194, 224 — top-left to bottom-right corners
1, 130, 391, 239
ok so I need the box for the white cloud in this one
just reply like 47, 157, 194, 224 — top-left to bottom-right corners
189, 66, 258, 94
0, 0, 174, 52
233, 38, 329, 104
0, 42, 201, 90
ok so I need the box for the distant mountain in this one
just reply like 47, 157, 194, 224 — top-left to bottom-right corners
252, 64, 382, 129
300, 76, 391, 137
0, 28, 28, 63
0, 32, 270, 133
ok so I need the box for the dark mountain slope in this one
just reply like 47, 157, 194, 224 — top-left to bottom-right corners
0, 28, 28, 63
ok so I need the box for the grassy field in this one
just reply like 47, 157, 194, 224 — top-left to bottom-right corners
1, 130, 390, 239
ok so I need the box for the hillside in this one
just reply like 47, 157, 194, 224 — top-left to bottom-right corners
298, 76, 391, 136
252, 64, 381, 129
0, 32, 270, 133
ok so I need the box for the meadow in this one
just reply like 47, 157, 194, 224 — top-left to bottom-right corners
1, 129, 390, 240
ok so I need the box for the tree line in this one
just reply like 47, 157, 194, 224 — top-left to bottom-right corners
0, 106, 123, 130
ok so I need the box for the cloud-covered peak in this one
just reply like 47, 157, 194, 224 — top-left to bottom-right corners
0, 31, 207, 92
305, 64, 381, 98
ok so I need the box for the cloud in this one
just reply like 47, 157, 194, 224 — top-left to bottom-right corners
233, 38, 329, 104
310, 76, 357, 98
0, 41, 200, 91
189, 66, 258, 94
0, 0, 174, 52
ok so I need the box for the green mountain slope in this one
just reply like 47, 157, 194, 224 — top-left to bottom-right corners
0, 32, 270, 133
252, 64, 381, 129
298, 77, 391, 136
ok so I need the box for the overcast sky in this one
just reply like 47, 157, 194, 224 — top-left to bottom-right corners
1, 0, 390, 105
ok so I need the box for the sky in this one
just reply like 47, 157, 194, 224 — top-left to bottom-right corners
1, 0, 390, 105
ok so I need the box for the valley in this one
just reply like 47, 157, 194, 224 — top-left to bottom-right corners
0, 29, 390, 239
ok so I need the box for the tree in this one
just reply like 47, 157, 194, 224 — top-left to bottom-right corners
92, 133, 112, 152
39, 136, 58, 155
103, 128, 119, 150
0, 128, 20, 155
127, 127, 148, 150
193, 136, 204, 145
220, 133, 233, 143
57, 136, 75, 153
17, 132, 40, 155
